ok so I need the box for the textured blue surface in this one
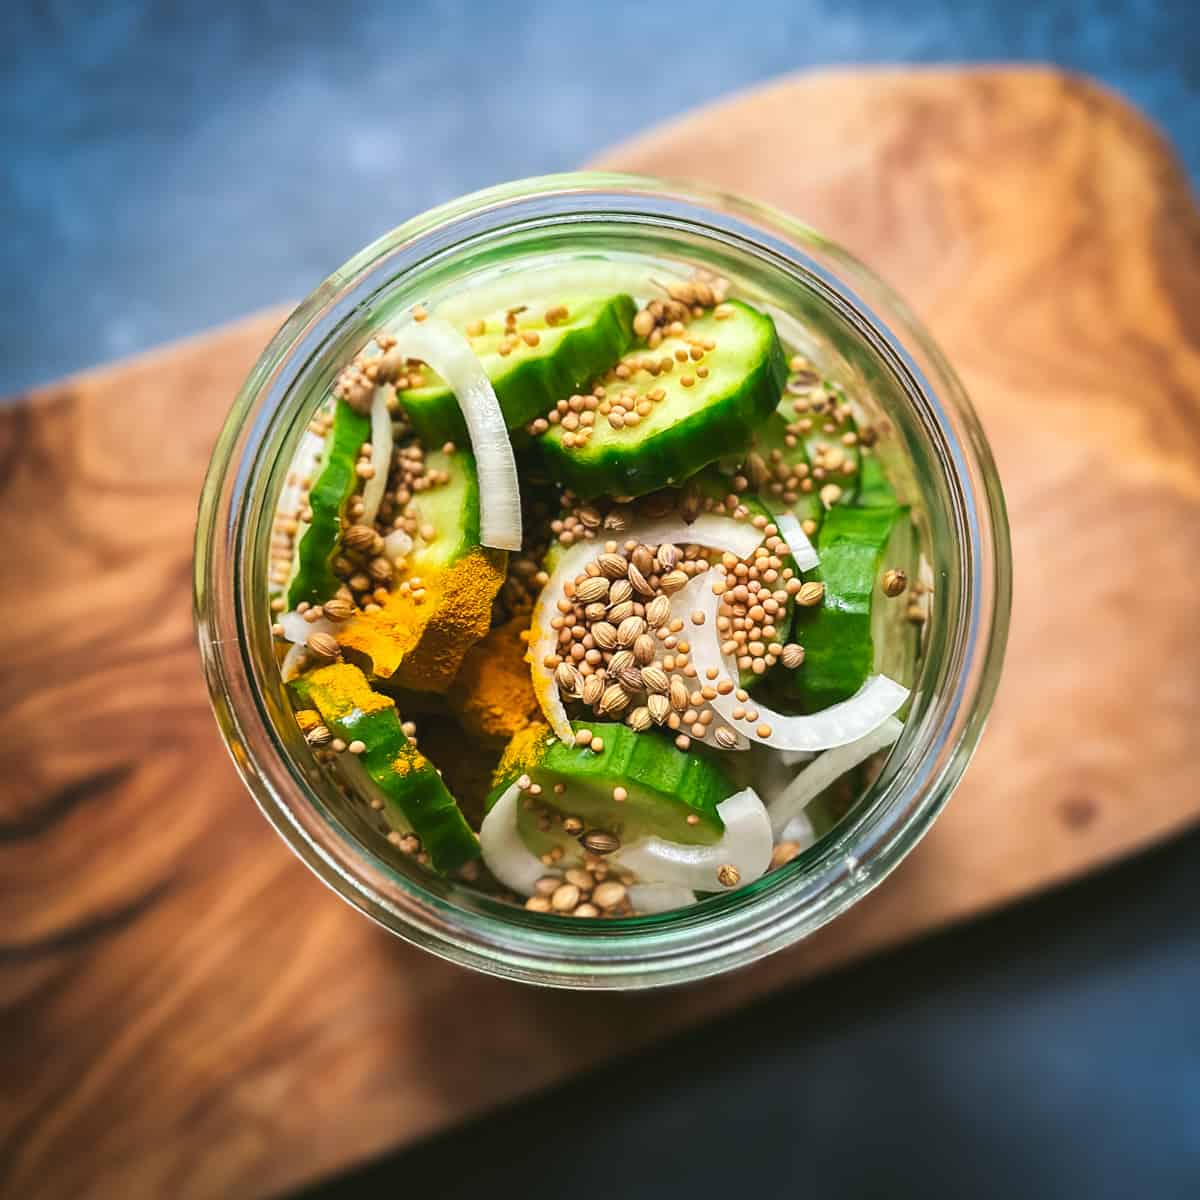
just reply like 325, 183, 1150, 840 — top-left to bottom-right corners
2, 0, 1199, 394
4, 4, 1199, 1196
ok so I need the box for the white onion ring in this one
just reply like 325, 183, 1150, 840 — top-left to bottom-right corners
359, 384, 393, 527
383, 527, 413, 560
528, 540, 597, 742
479, 782, 559, 896
774, 510, 819, 572
614, 787, 773, 892
681, 573, 909, 752
634, 512, 765, 560
392, 316, 521, 551
627, 882, 697, 914
277, 609, 335, 644
767, 716, 903, 838
779, 812, 816, 850
279, 641, 309, 682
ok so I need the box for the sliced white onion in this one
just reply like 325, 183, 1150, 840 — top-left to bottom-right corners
682, 572, 909, 752
277, 609, 335, 644
383, 527, 414, 560
479, 782, 558, 896
774, 510, 819, 572
391, 316, 521, 551
528, 540, 596, 742
634, 512, 765, 560
767, 716, 903, 839
779, 812, 817, 850
358, 384, 393, 527
280, 641, 309, 682
627, 882, 697, 914
779, 749, 817, 767
614, 787, 773, 892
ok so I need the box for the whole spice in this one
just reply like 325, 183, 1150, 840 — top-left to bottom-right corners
796, 581, 826, 607
599, 684, 631, 715
575, 576, 611, 604
780, 643, 805, 669
627, 706, 652, 732
645, 595, 672, 627
669, 677, 690, 712
632, 634, 656, 665
581, 829, 620, 854
716, 864, 741, 887
305, 723, 333, 746
322, 596, 355, 622
591, 621, 618, 650
882, 568, 908, 597
598, 553, 628, 579
616, 615, 646, 646
647, 694, 671, 724
307, 632, 340, 659
660, 570, 689, 596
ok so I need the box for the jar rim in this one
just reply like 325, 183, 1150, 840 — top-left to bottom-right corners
195, 172, 1011, 989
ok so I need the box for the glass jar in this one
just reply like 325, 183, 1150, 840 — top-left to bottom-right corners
195, 173, 1011, 989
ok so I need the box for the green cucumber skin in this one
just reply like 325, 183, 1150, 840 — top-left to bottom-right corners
291, 673, 479, 873
288, 400, 370, 608
854, 449, 898, 509
406, 447, 480, 571
489, 721, 734, 843
789, 505, 909, 712
536, 301, 788, 501
400, 294, 638, 447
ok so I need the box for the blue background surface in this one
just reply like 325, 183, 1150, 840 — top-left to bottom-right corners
4, 3, 1198, 1196
3, 0, 1200, 394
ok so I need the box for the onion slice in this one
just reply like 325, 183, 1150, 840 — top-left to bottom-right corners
383, 527, 414, 560
277, 609, 335, 644
279, 641, 309, 682
627, 882, 697, 914
614, 787, 773, 892
767, 716, 903, 839
778, 812, 816, 850
359, 384, 393, 527
528, 540, 597, 742
391, 316, 521, 551
634, 512, 765, 560
774, 510, 819, 572
479, 782, 558, 896
682, 573, 909, 751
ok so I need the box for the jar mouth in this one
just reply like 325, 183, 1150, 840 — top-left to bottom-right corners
195, 172, 1011, 990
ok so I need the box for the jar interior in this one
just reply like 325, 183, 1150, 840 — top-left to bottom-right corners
239, 212, 962, 933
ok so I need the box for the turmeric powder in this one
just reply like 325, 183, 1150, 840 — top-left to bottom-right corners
302, 662, 395, 716
492, 721, 553, 787
336, 548, 505, 692
448, 616, 543, 743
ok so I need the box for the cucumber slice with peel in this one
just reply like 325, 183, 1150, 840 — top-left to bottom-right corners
291, 663, 478, 872
335, 446, 505, 690
399, 293, 637, 446
287, 400, 370, 607
488, 721, 735, 850
535, 301, 787, 500
788, 504, 916, 711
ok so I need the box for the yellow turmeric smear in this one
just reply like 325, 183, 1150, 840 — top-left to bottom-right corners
336, 547, 505, 692
492, 721, 553, 788
448, 616, 543, 743
304, 662, 395, 717
391, 742, 430, 777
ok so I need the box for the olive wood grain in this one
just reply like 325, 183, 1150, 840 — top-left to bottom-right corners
3, 67, 1199, 1200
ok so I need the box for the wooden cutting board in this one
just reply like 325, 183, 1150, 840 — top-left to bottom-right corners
3, 67, 1199, 1200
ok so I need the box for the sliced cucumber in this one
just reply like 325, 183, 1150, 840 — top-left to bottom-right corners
399, 293, 637, 446
287, 400, 370, 607
404, 447, 481, 570
855, 448, 899, 509
488, 721, 735, 847
291, 663, 478, 872
788, 504, 915, 711
336, 447, 505, 690
535, 301, 787, 500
